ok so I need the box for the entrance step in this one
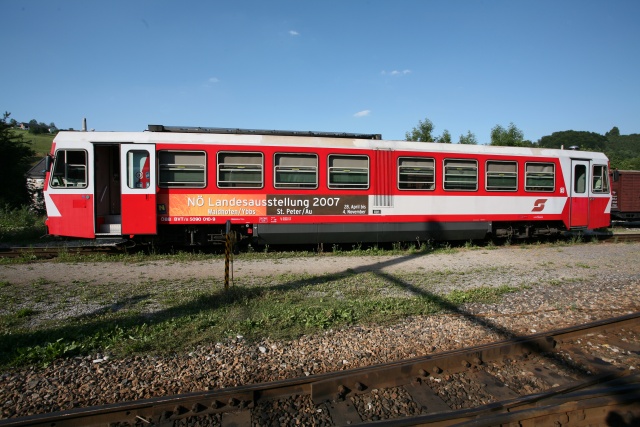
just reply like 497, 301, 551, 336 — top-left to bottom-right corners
99, 223, 122, 234
97, 215, 122, 235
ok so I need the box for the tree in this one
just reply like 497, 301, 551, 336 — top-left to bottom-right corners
605, 126, 620, 137
490, 122, 524, 147
0, 112, 35, 207
458, 130, 478, 145
405, 117, 435, 142
437, 129, 452, 143
28, 119, 49, 135
538, 130, 607, 151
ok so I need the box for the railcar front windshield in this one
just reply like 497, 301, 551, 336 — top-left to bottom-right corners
592, 164, 610, 193
50, 149, 88, 188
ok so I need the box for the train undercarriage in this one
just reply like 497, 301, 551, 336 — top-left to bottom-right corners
150, 220, 569, 249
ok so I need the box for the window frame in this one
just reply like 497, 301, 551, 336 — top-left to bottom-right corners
591, 164, 610, 194
217, 151, 264, 189
573, 164, 587, 194
397, 156, 435, 191
443, 158, 478, 191
273, 152, 319, 189
525, 162, 555, 192
49, 149, 88, 189
125, 149, 152, 189
158, 150, 207, 188
327, 154, 370, 190
485, 160, 518, 192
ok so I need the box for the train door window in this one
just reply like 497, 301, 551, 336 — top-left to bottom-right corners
525, 163, 555, 192
398, 157, 435, 190
159, 151, 206, 188
573, 164, 587, 194
328, 154, 369, 189
217, 152, 263, 188
274, 153, 318, 189
126, 150, 151, 189
50, 149, 88, 188
443, 159, 477, 191
486, 161, 517, 191
592, 165, 610, 193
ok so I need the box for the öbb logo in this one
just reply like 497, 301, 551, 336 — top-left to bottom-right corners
532, 199, 547, 212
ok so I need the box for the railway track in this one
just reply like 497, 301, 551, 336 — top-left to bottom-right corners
1, 233, 640, 260
1, 312, 638, 426
602, 232, 640, 243
0, 240, 130, 259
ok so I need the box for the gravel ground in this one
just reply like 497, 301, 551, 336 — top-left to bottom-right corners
1, 242, 639, 419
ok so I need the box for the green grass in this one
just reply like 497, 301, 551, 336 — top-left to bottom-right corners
0, 205, 47, 244
0, 199, 617, 367
0, 269, 525, 368
11, 129, 54, 158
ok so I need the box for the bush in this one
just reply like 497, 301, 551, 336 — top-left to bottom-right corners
0, 204, 46, 243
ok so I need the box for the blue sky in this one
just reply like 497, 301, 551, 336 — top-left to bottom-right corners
3, 0, 639, 143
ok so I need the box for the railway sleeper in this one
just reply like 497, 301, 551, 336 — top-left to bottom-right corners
4, 315, 638, 427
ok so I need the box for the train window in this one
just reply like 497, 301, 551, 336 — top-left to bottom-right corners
159, 151, 206, 188
398, 157, 435, 190
217, 152, 263, 188
525, 163, 555, 192
274, 153, 318, 189
443, 159, 477, 191
126, 150, 151, 189
574, 164, 587, 194
486, 161, 517, 191
50, 149, 88, 188
592, 165, 610, 193
328, 155, 369, 189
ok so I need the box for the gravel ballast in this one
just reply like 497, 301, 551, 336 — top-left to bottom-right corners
1, 242, 639, 419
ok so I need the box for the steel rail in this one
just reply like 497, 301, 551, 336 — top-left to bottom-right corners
0, 243, 128, 259
2, 233, 639, 260
1, 312, 638, 427
602, 232, 640, 242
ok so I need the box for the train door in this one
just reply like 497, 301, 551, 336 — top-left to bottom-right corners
119, 144, 157, 235
569, 159, 590, 228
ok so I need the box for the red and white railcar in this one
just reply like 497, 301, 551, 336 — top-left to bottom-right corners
43, 125, 611, 246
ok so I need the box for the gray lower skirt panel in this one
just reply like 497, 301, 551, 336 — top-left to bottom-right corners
253, 221, 491, 245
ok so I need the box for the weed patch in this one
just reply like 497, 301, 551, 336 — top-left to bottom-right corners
0, 268, 527, 368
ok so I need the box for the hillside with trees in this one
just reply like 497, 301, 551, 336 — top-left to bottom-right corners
538, 128, 640, 170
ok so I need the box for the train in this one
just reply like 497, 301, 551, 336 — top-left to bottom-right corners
42, 125, 612, 248
610, 169, 640, 221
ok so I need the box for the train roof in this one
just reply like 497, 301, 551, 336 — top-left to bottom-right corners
53, 125, 609, 161
147, 125, 383, 140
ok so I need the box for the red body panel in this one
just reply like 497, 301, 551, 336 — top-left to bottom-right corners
121, 193, 157, 235
47, 193, 95, 238
589, 197, 611, 228
570, 197, 589, 227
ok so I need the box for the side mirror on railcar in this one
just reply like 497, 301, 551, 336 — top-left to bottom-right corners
43, 155, 52, 173
612, 169, 620, 182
